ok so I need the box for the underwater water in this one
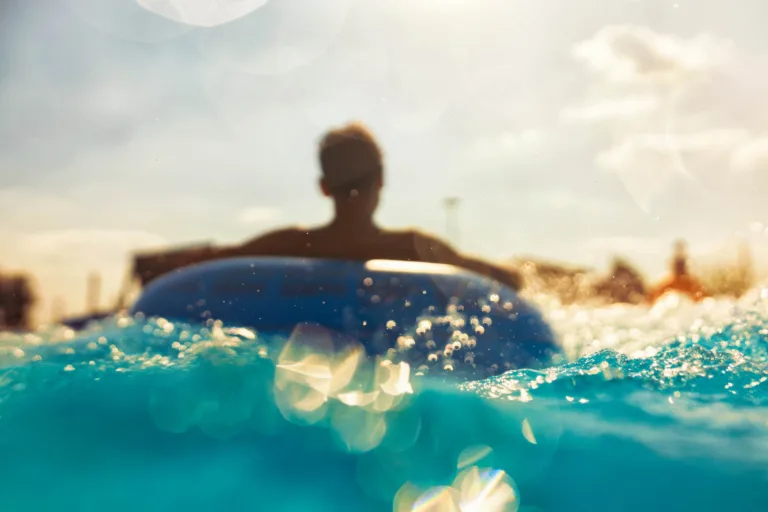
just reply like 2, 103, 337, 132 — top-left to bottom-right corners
1, 289, 767, 511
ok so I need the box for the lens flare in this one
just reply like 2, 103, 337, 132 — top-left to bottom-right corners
195, 0, 353, 76
66, 0, 192, 43
399, 466, 519, 512
137, 0, 269, 27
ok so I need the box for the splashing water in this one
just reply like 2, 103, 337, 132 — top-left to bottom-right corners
1, 289, 767, 511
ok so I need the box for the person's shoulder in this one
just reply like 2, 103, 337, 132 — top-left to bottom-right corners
388, 227, 457, 262
241, 226, 308, 249
258, 226, 306, 239
388, 227, 448, 245
407, 228, 455, 252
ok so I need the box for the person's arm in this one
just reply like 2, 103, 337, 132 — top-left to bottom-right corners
134, 229, 299, 284
413, 232, 523, 291
223, 228, 301, 257
132, 246, 217, 285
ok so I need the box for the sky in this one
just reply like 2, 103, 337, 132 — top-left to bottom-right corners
2, 0, 768, 320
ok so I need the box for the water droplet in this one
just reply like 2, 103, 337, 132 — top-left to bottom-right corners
522, 418, 538, 444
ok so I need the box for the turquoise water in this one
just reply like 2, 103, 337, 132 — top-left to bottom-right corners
1, 290, 767, 511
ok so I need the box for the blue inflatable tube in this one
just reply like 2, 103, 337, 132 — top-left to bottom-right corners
131, 258, 562, 374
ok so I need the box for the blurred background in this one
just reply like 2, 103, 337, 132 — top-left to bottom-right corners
1, 0, 767, 328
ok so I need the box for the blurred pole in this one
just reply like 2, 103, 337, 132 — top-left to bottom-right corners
86, 271, 101, 313
443, 197, 461, 247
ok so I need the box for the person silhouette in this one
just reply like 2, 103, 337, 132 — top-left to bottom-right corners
190, 122, 522, 290
593, 257, 646, 304
648, 240, 706, 303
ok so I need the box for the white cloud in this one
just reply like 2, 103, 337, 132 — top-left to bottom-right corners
573, 25, 732, 84
236, 206, 281, 225
533, 190, 607, 214
561, 95, 660, 123
563, 27, 768, 226
492, 129, 543, 151
597, 130, 750, 172
563, 27, 758, 213
464, 129, 544, 166
595, 129, 749, 211
730, 135, 768, 173
564, 26, 741, 189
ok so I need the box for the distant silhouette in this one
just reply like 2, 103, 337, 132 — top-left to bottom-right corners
648, 240, 707, 303
0, 272, 35, 330
163, 122, 522, 290
593, 257, 646, 304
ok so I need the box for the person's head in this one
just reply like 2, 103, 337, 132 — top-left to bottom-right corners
318, 122, 384, 217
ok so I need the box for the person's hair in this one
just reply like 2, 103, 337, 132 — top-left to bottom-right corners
318, 122, 383, 197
